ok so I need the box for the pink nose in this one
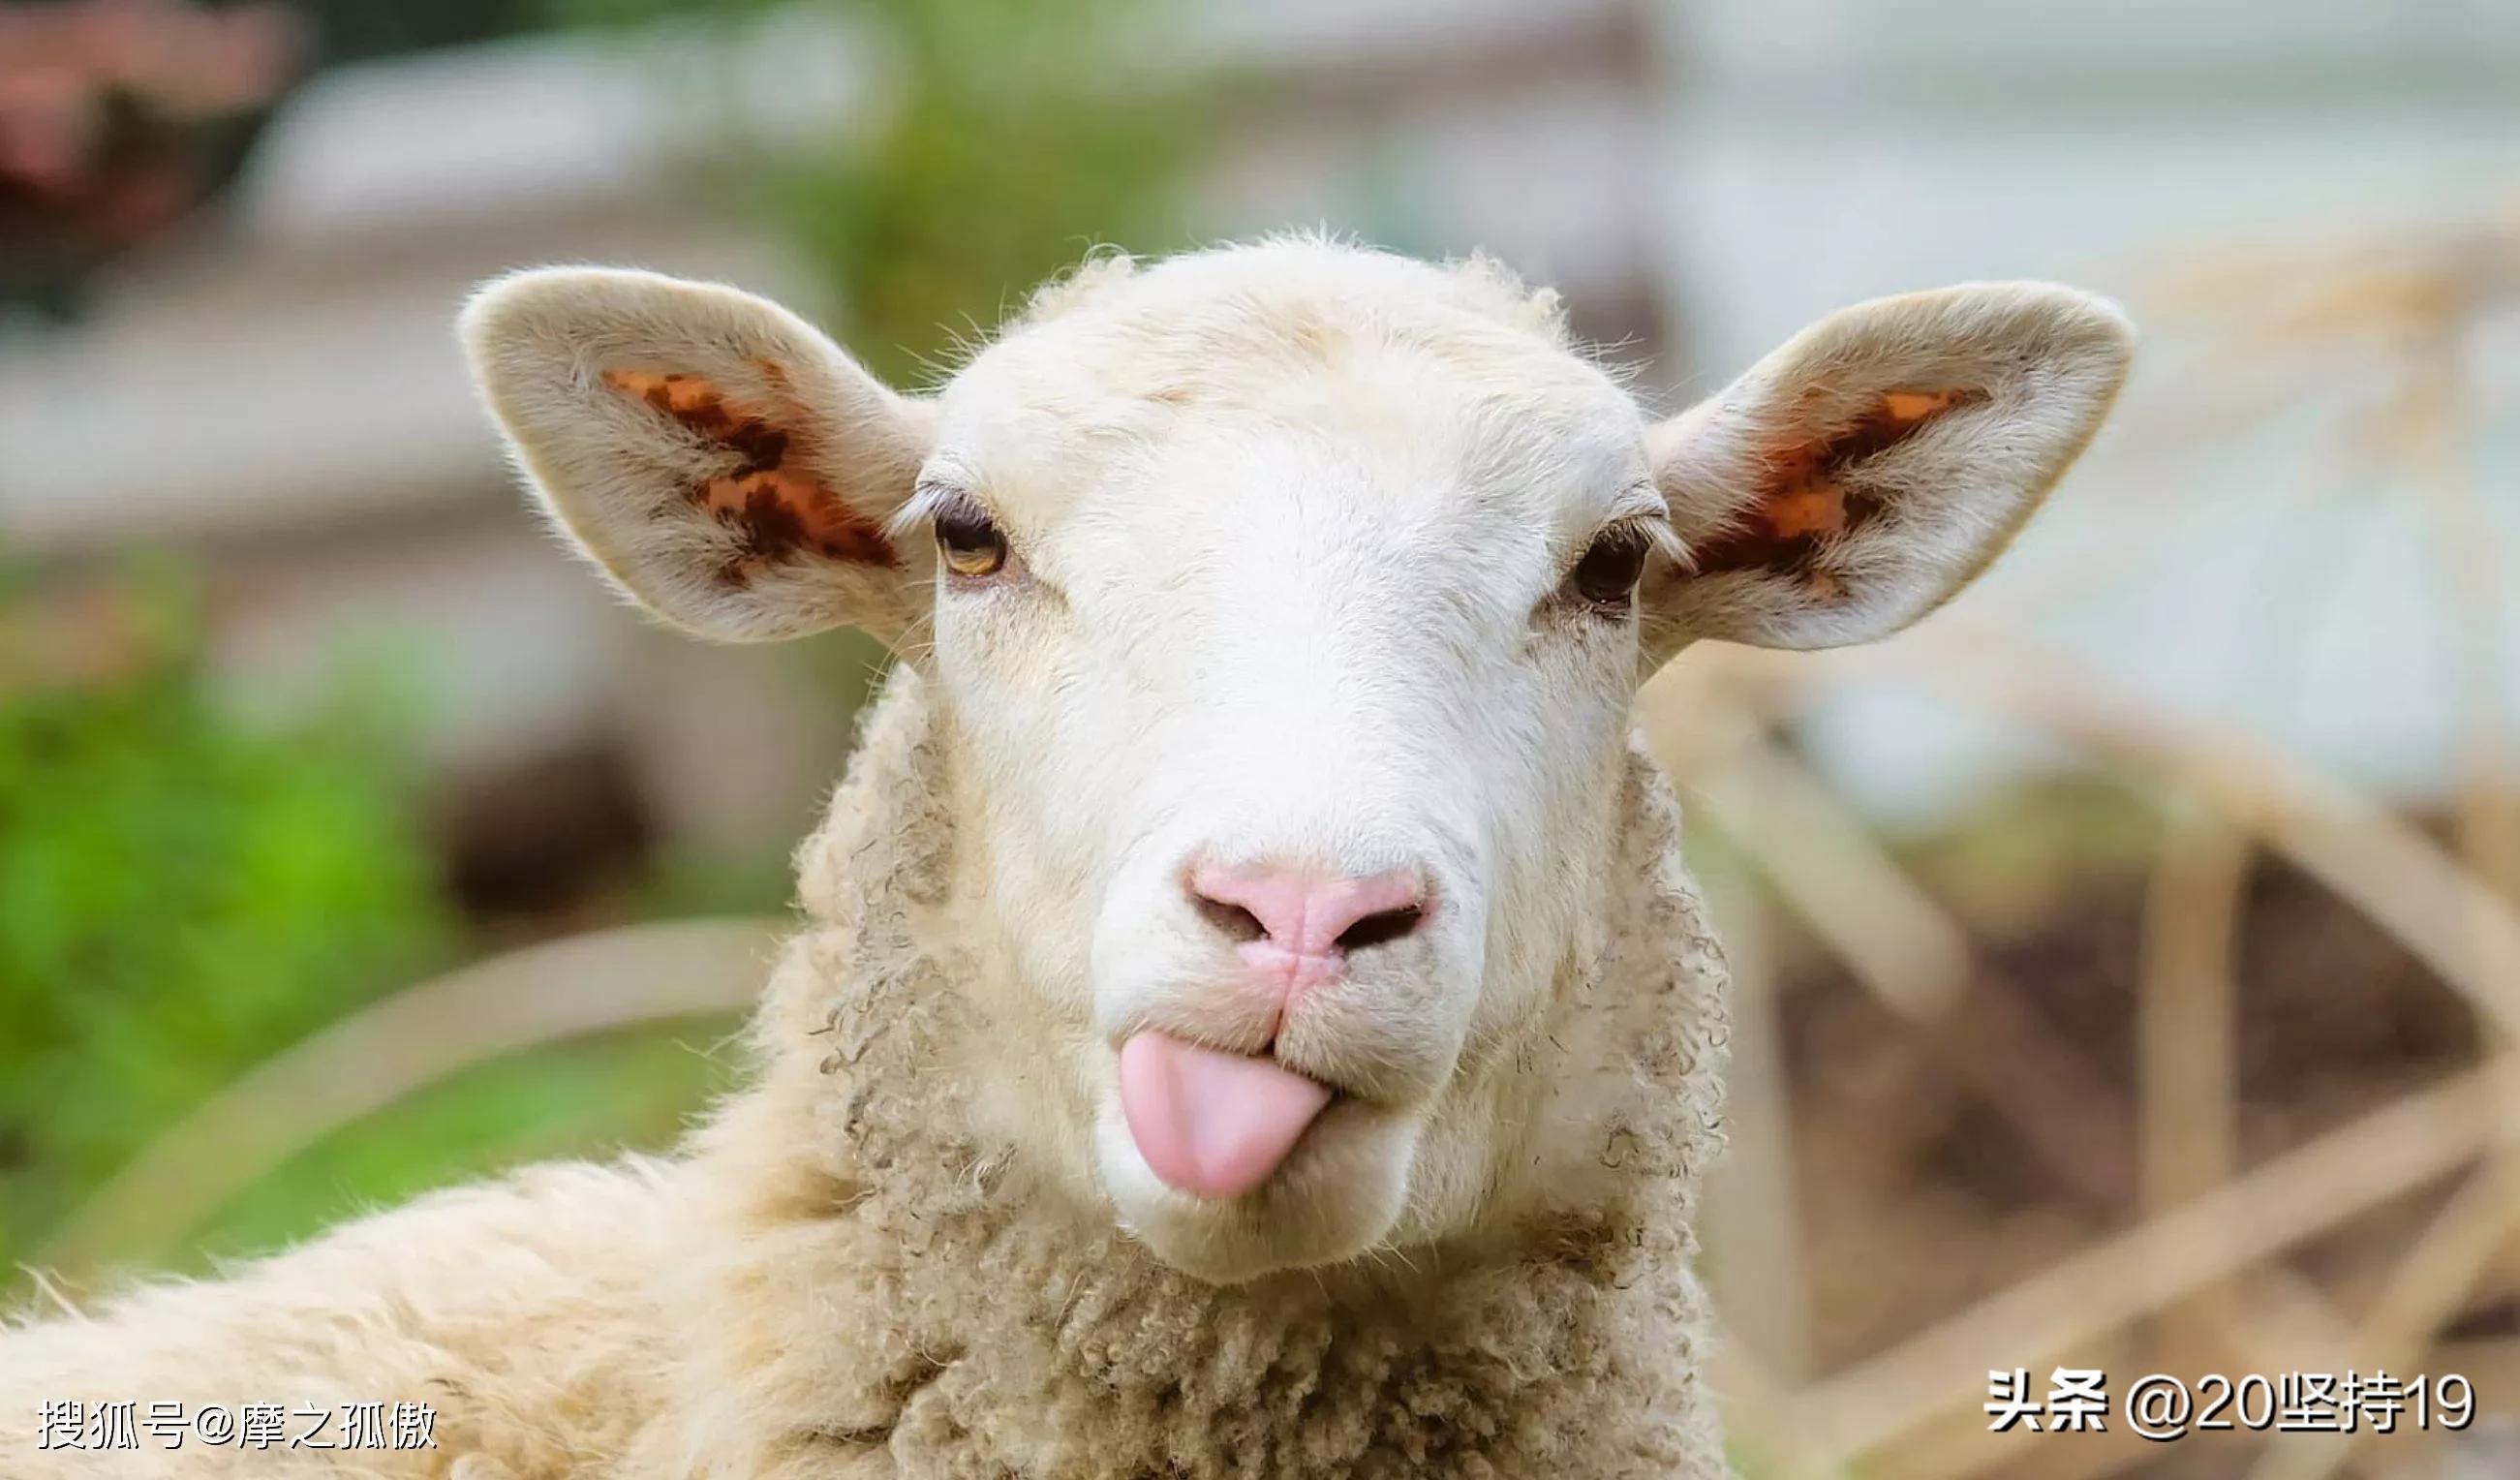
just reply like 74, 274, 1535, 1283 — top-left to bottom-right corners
1187, 862, 1429, 958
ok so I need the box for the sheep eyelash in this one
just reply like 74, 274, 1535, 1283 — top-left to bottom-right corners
1548, 514, 1675, 597
892, 475, 996, 542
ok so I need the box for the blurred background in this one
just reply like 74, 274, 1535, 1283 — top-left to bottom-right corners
4, 0, 2518, 1474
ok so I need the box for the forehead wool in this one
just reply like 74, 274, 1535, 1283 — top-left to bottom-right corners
981, 239, 1607, 405
1014, 236, 1574, 346
932, 238, 1646, 530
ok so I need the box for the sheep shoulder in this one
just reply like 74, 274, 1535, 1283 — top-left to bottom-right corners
1, 1156, 687, 1477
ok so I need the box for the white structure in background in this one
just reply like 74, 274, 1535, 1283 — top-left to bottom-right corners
0, 0, 1662, 866
1660, 0, 2520, 819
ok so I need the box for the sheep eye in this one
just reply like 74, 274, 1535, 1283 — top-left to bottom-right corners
934, 504, 1008, 578
1567, 525, 1648, 608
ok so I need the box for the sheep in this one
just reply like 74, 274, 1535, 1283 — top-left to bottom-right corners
1, 236, 2132, 1477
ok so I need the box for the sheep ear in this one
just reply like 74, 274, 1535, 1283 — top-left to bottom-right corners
1641, 283, 2132, 660
461, 267, 935, 644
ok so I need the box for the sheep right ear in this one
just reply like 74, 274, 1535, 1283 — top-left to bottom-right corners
461, 268, 936, 645
1640, 283, 2131, 660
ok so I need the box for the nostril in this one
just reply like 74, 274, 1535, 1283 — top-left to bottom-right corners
1187, 860, 1429, 957
1334, 904, 1424, 952
1192, 893, 1268, 944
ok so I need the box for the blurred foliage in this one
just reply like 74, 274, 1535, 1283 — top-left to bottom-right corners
0, 568, 787, 1288
0, 563, 451, 1270
558, 0, 1209, 384
184, 1020, 740, 1273
290, 0, 538, 65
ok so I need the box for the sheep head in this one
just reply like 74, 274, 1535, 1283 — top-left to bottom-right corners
461, 239, 2131, 1284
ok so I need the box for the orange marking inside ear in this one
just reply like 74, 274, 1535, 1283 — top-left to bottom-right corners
1688, 386, 1984, 595
602, 365, 897, 577
1882, 389, 1965, 423
1765, 483, 1850, 540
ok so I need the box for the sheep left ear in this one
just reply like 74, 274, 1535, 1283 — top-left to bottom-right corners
461, 267, 936, 646
1642, 283, 2133, 661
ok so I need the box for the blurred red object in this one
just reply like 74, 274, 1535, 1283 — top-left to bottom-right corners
0, 0, 302, 291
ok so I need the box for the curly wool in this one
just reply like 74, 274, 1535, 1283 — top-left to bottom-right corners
1, 666, 1733, 1477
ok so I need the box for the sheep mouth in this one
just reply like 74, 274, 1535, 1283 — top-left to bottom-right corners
1117, 1032, 1340, 1200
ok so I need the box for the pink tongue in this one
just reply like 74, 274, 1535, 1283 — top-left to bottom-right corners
1119, 1032, 1334, 1198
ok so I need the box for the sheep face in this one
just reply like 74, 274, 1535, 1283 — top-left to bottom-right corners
464, 240, 2132, 1283
918, 257, 1660, 1281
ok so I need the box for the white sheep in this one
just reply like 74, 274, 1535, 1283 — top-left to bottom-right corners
1, 236, 2132, 1477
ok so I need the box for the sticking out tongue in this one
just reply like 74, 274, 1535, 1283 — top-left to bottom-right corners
1119, 1032, 1334, 1198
